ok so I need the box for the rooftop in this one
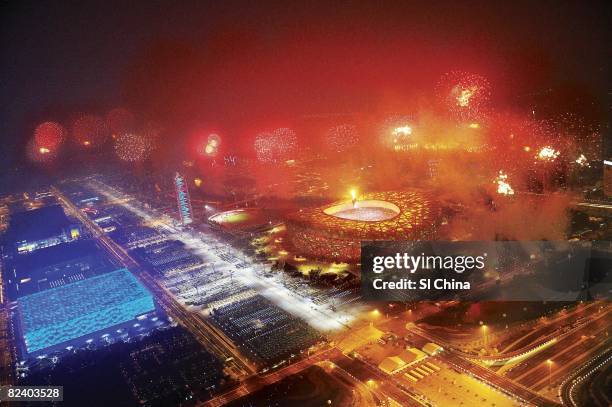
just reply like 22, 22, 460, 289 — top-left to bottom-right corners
18, 268, 155, 353
8, 239, 116, 298
7, 205, 72, 243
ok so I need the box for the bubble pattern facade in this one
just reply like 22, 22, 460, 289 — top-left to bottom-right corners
287, 191, 438, 261
18, 268, 155, 353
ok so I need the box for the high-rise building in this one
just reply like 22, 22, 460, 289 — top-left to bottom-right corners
174, 172, 193, 225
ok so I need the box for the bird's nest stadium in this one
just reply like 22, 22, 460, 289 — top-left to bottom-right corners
286, 191, 439, 262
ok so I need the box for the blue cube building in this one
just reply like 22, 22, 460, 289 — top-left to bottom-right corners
18, 268, 155, 353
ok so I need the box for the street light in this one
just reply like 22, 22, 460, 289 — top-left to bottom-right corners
481, 325, 488, 349
546, 359, 553, 387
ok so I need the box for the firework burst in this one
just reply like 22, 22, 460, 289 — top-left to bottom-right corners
114, 133, 153, 162
26, 138, 58, 164
72, 114, 108, 148
200, 133, 221, 157
254, 131, 276, 163
254, 127, 297, 162
536, 146, 560, 162
553, 112, 601, 160
575, 154, 589, 167
437, 71, 491, 120
326, 124, 359, 152
34, 121, 66, 151
380, 114, 414, 148
273, 127, 297, 157
485, 113, 557, 171
495, 170, 515, 195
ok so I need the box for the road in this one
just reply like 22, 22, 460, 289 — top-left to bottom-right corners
504, 309, 611, 390
318, 360, 381, 406
202, 348, 343, 407
0, 306, 14, 386
441, 351, 560, 406
332, 354, 424, 406
204, 346, 426, 407
407, 302, 609, 367
495, 302, 603, 353
407, 325, 560, 406
560, 347, 612, 407
86, 177, 359, 332
0, 258, 15, 387
52, 186, 256, 377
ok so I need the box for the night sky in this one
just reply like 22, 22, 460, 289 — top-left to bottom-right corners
1, 0, 610, 171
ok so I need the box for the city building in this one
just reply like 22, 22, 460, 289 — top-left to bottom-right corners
5, 239, 116, 298
378, 356, 406, 374
5, 205, 80, 255
398, 348, 427, 364
378, 348, 427, 374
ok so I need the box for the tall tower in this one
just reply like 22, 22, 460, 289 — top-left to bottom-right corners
174, 172, 193, 225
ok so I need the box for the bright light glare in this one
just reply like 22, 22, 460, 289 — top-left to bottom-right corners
392, 126, 412, 136
495, 171, 514, 195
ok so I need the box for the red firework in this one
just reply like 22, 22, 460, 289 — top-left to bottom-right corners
273, 127, 297, 157
200, 133, 222, 157
326, 124, 359, 152
34, 121, 66, 151
254, 128, 297, 163
489, 113, 555, 148
486, 112, 556, 171
436, 71, 491, 120
26, 138, 58, 164
72, 114, 108, 147
380, 114, 415, 148
254, 131, 276, 162
114, 133, 152, 162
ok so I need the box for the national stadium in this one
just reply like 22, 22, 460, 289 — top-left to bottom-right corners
286, 191, 439, 262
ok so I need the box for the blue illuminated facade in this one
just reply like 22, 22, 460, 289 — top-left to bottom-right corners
18, 268, 155, 353
174, 172, 193, 225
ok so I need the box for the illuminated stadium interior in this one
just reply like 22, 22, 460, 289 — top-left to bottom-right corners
323, 200, 400, 222
288, 191, 438, 261
208, 208, 268, 231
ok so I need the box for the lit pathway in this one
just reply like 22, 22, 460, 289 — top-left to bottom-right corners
87, 179, 363, 332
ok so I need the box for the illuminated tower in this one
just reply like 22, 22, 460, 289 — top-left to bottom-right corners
174, 172, 193, 225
